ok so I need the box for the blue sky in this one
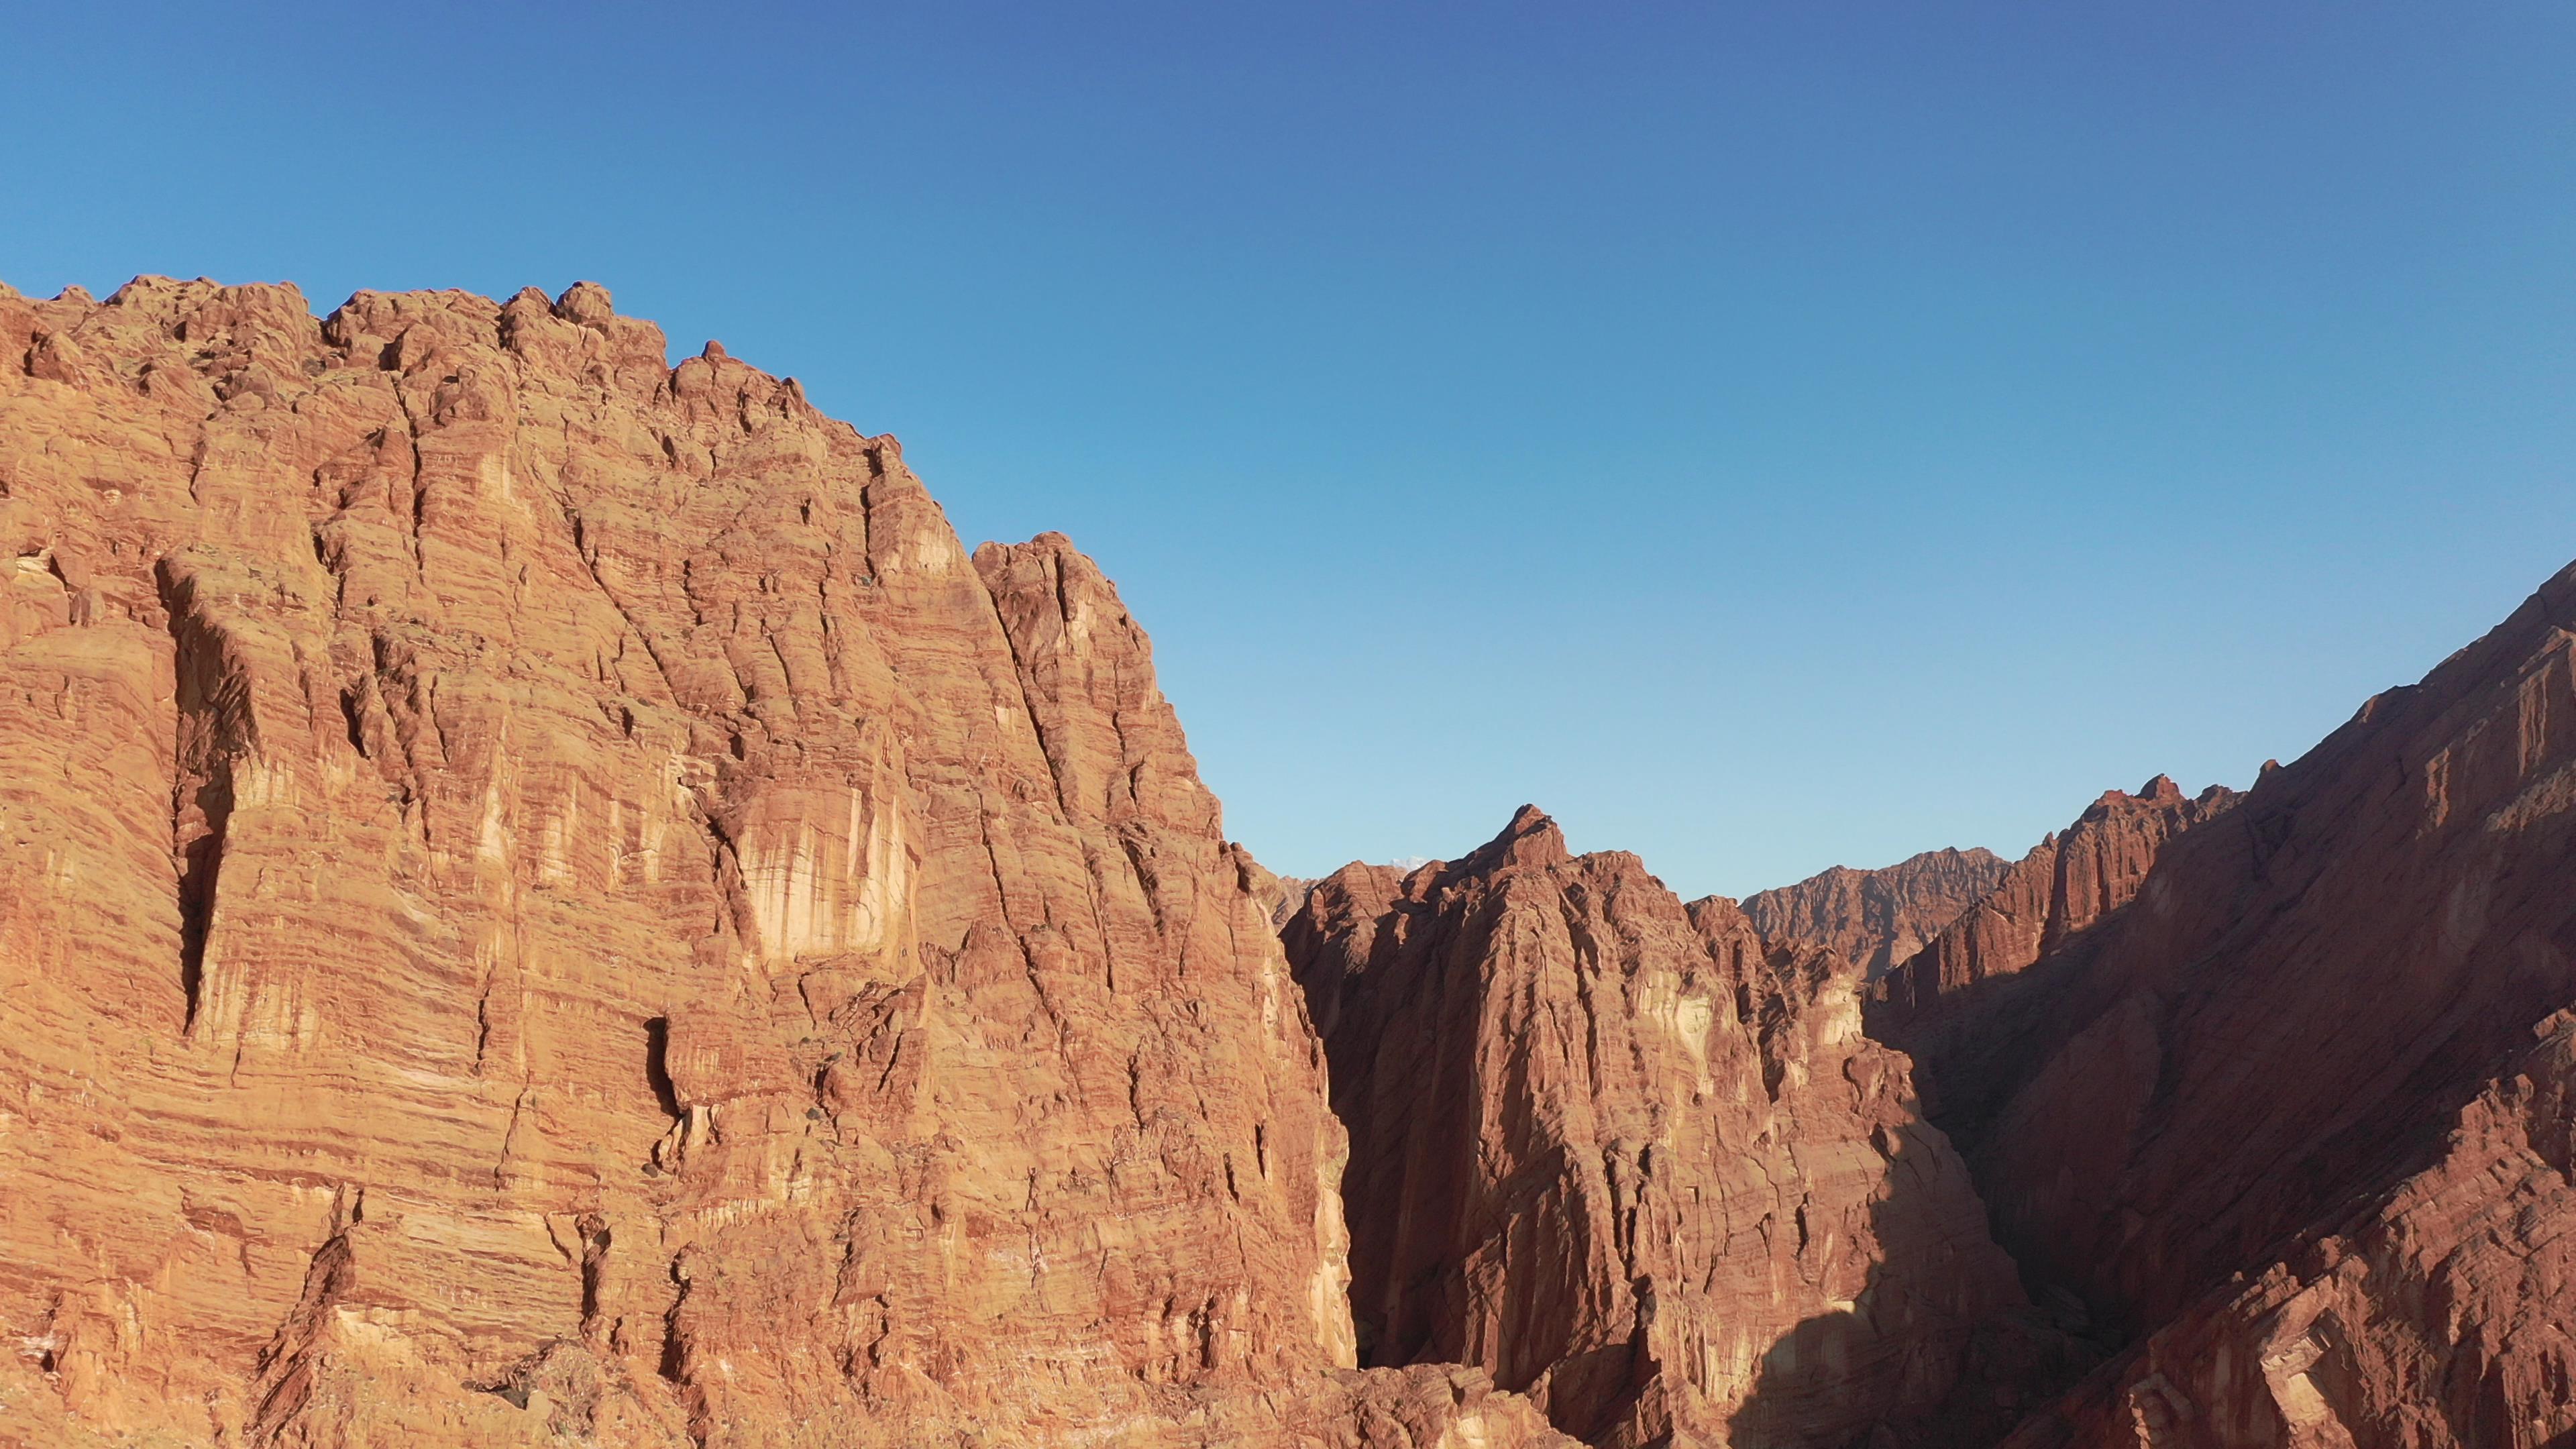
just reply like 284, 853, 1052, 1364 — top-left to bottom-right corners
7, 2, 2571, 897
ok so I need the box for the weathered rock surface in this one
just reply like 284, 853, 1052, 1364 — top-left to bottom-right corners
1861, 777, 2241, 1150
2002, 1009, 2576, 1449
1901, 561, 2576, 1445
1737, 846, 2009, 980
1283, 807, 2040, 1448
19, 268, 2576, 1449
0, 275, 1570, 1448
1239, 855, 1315, 930
1869, 777, 2237, 1032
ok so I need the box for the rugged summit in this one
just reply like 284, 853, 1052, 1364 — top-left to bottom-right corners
1862, 776, 2240, 1137
1869, 776, 2238, 1034
1281, 808, 2039, 1448
1892, 564, 2576, 1446
1737, 846, 2009, 979
0, 277, 1568, 1448
12, 268, 2576, 1449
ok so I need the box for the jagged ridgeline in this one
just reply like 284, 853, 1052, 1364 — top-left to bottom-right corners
0, 278, 1570, 1448
7, 276, 2576, 1449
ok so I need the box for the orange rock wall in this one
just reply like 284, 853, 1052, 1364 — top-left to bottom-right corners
1905, 564, 2576, 1447
15, 269, 2576, 1449
1736, 846, 2008, 980
1284, 808, 2033, 1448
1872, 776, 2237, 1029
2003, 1010, 2576, 1449
0, 276, 1572, 1448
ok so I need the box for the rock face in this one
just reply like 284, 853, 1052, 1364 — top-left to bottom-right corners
2005, 1010, 2576, 1449
1282, 807, 2035, 1448
1900, 561, 2576, 1446
1861, 777, 2240, 1144
18, 268, 2576, 1449
0, 276, 1572, 1448
1737, 846, 2009, 979
1869, 776, 2237, 1035
1239, 855, 1316, 930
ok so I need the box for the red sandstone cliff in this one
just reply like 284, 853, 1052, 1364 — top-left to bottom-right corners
1870, 777, 2238, 1028
0, 277, 1571, 1448
13, 271, 2576, 1449
2005, 1008, 2576, 1449
1283, 808, 2044, 1448
1737, 846, 2010, 980
1905, 560, 2576, 1446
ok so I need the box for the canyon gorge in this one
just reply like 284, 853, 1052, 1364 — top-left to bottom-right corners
3, 276, 2573, 1448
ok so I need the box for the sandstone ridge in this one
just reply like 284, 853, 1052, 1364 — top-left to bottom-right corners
1888, 560, 2576, 1446
1282, 806, 2055, 1448
1735, 845, 2009, 980
13, 270, 2576, 1449
0, 275, 1573, 1448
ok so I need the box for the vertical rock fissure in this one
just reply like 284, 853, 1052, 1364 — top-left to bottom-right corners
159, 560, 239, 1036
642, 1016, 682, 1122
173, 781, 228, 1033
2, 278, 1572, 1449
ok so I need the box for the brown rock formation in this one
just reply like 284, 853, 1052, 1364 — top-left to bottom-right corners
2004, 1010, 2576, 1449
0, 276, 1568, 1448
1239, 855, 1316, 930
1907, 560, 2576, 1444
1737, 845, 2010, 979
1283, 806, 2037, 1448
1870, 775, 2238, 1032
17, 269, 2576, 1449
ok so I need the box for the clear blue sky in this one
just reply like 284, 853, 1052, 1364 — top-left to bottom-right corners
7, 3, 2571, 898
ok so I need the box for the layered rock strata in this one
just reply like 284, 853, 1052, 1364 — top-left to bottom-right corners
1862, 777, 2239, 1144
1913, 561, 2576, 1444
2004, 1009, 2576, 1449
1283, 808, 2036, 1448
1737, 846, 2008, 980
0, 276, 1567, 1448
18, 266, 2576, 1449
1870, 776, 2238, 1030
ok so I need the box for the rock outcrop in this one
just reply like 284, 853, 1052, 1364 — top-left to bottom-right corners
2004, 1009, 2576, 1449
1283, 807, 2039, 1448
1863, 777, 2239, 1139
0, 276, 1569, 1448
18, 268, 2576, 1449
1240, 855, 1316, 930
1737, 846, 2009, 979
1869, 777, 2237, 1031
1902, 561, 2576, 1445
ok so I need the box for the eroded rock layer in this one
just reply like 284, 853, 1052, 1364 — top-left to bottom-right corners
0, 276, 1569, 1448
1860, 777, 2239, 1147
2004, 1009, 2576, 1449
1736, 845, 2008, 981
1283, 808, 2039, 1448
1911, 561, 2576, 1446
1870, 776, 2237, 1032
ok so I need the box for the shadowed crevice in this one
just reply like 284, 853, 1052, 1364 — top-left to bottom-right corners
643, 1016, 682, 1120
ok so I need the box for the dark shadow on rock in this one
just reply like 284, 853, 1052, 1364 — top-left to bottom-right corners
1858, 906, 2155, 1344
1283, 858, 1472, 1375
1861, 908, 2129, 1152
1724, 1097, 2108, 1449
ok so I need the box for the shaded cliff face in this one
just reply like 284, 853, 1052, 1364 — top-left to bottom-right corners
1870, 777, 2239, 1032
0, 276, 1575, 1448
1283, 808, 2037, 1448
1905, 562, 2576, 1446
1737, 846, 2009, 979
1865, 777, 2240, 1136
2006, 1008, 2576, 1449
